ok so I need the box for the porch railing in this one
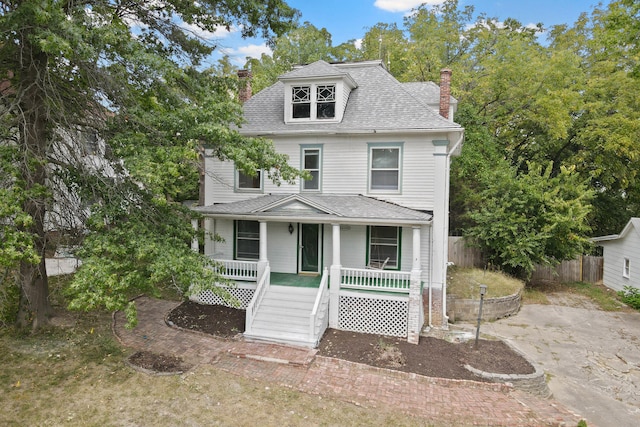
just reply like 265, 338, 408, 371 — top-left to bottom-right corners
340, 267, 411, 293
245, 265, 270, 335
210, 258, 258, 281
309, 268, 330, 345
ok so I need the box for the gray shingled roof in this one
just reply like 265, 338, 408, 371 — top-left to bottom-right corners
402, 81, 458, 108
239, 60, 461, 135
194, 194, 432, 224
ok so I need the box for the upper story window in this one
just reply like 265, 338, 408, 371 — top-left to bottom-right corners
623, 257, 630, 278
236, 168, 262, 192
301, 146, 322, 191
369, 144, 402, 193
291, 84, 336, 121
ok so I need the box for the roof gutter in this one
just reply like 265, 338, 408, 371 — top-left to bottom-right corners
194, 212, 432, 227
240, 127, 463, 138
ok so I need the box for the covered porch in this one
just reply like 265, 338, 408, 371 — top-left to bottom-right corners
192, 194, 433, 346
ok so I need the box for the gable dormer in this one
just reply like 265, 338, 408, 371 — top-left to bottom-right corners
279, 60, 357, 124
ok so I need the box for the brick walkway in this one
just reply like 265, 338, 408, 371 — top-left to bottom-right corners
113, 297, 586, 426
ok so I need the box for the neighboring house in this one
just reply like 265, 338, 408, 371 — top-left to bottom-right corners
194, 60, 463, 347
593, 218, 640, 292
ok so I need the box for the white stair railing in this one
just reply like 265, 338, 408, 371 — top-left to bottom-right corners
309, 268, 330, 345
245, 265, 270, 335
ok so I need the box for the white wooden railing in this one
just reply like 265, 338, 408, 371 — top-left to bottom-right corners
309, 268, 330, 344
245, 265, 270, 335
210, 258, 258, 281
340, 267, 411, 293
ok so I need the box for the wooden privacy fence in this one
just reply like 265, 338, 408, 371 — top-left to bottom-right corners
448, 237, 603, 284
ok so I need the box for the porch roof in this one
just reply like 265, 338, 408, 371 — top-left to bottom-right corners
194, 194, 432, 226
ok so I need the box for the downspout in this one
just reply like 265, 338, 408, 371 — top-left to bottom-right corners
440, 129, 464, 324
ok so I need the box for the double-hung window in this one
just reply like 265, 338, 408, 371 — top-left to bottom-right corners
291, 84, 336, 120
623, 258, 630, 278
236, 168, 262, 192
235, 220, 259, 260
301, 146, 321, 191
369, 145, 401, 192
368, 226, 400, 269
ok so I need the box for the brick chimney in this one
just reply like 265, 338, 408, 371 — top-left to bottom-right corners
439, 68, 452, 119
237, 69, 252, 103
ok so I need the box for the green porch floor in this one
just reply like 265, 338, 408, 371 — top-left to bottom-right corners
270, 272, 322, 288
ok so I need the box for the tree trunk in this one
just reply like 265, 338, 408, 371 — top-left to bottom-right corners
15, 46, 53, 329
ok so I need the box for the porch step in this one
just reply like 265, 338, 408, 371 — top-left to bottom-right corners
245, 285, 321, 347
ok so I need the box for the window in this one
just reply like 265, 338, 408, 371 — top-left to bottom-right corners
292, 86, 311, 118
368, 226, 400, 269
235, 220, 259, 260
290, 84, 336, 120
623, 258, 630, 278
370, 146, 401, 192
316, 85, 335, 119
236, 169, 262, 191
302, 147, 321, 191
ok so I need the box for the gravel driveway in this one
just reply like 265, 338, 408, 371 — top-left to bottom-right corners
473, 295, 640, 427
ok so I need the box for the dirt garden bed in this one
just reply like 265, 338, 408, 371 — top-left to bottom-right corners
148, 300, 534, 381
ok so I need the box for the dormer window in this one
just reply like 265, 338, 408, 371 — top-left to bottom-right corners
290, 84, 336, 120
316, 85, 335, 119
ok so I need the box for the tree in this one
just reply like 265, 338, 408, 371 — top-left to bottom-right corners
0, 0, 301, 329
464, 160, 594, 278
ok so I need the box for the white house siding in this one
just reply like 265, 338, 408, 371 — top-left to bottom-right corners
267, 222, 298, 273
203, 134, 440, 212
601, 232, 640, 291
205, 219, 234, 259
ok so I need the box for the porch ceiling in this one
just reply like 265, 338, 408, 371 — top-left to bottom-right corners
193, 194, 432, 226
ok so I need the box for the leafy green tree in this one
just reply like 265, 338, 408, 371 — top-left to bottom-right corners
464, 161, 594, 278
0, 0, 300, 329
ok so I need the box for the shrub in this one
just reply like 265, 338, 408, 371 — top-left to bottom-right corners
617, 286, 640, 310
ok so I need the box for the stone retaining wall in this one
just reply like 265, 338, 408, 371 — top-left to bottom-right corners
447, 291, 521, 323
464, 341, 551, 398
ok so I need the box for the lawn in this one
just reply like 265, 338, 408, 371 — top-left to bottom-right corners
0, 279, 434, 427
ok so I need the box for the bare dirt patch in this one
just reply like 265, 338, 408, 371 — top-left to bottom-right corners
127, 350, 190, 374
167, 301, 534, 380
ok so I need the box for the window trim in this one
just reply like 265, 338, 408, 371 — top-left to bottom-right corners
623, 257, 630, 278
300, 144, 323, 192
367, 143, 403, 194
366, 225, 402, 270
287, 83, 338, 122
235, 166, 263, 193
234, 220, 260, 260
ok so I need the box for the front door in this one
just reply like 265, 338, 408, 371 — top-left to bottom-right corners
299, 223, 321, 274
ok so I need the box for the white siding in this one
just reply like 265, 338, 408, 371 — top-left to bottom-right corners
267, 222, 298, 273
601, 228, 640, 291
204, 133, 442, 211
206, 219, 234, 259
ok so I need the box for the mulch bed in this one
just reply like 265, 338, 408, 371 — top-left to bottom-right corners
127, 350, 190, 374
156, 301, 534, 380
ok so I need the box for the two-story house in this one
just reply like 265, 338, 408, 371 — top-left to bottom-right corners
193, 60, 463, 347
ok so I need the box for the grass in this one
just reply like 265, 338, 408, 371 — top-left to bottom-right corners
447, 267, 524, 299
0, 274, 443, 427
523, 280, 627, 311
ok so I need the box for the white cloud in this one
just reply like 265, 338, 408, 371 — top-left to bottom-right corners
354, 38, 363, 49
374, 0, 444, 13
224, 43, 273, 65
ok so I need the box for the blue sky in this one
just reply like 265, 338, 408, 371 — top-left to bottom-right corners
208, 0, 609, 67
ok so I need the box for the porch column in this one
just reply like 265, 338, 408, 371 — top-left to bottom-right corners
257, 220, 269, 279
191, 219, 199, 252
407, 226, 423, 344
329, 223, 341, 328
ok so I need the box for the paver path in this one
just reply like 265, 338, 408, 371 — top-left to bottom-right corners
113, 297, 585, 426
